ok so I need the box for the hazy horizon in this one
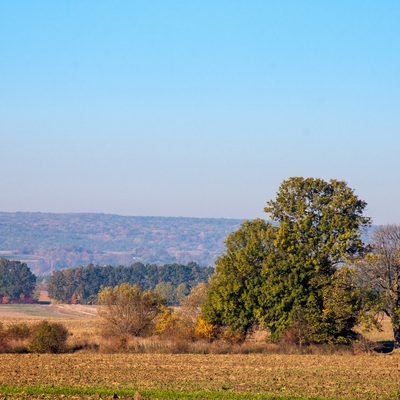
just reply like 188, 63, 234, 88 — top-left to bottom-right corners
1, 2, 399, 224
0, 210, 246, 221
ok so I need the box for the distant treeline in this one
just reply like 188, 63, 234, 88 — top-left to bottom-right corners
48, 262, 213, 304
0, 212, 243, 274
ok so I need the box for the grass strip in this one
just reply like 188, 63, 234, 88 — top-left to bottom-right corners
0, 384, 331, 399
140, 389, 329, 400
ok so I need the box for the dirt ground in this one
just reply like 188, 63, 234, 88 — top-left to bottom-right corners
1, 352, 400, 399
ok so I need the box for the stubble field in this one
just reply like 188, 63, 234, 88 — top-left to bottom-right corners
0, 305, 399, 399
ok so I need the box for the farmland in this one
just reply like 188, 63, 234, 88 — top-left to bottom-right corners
1, 352, 400, 399
0, 305, 400, 399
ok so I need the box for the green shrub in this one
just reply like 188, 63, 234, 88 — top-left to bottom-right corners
28, 321, 69, 353
7, 323, 31, 340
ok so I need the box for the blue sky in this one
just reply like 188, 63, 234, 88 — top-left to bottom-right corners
1, 1, 399, 224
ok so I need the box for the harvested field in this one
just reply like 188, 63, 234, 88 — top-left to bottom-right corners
1, 353, 400, 399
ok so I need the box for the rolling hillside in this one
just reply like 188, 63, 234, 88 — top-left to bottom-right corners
0, 212, 244, 275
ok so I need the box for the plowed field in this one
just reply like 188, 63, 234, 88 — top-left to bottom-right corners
1, 353, 400, 399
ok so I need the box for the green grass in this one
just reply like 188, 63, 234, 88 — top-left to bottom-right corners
0, 304, 64, 318
0, 384, 332, 399
0, 303, 95, 319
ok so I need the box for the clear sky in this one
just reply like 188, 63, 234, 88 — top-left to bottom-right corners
1, 1, 399, 224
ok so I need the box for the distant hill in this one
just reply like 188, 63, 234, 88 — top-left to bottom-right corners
0, 212, 244, 275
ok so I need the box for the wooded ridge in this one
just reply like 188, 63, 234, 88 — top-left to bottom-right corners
0, 212, 243, 275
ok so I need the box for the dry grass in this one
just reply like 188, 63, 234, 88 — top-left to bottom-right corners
0, 304, 97, 320
0, 304, 101, 351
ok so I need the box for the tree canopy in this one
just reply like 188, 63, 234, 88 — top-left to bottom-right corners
202, 219, 278, 337
262, 177, 371, 342
48, 262, 212, 304
0, 258, 36, 303
202, 177, 371, 344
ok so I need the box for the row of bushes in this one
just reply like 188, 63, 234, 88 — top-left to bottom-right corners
0, 319, 380, 355
0, 278, 382, 355
0, 321, 68, 354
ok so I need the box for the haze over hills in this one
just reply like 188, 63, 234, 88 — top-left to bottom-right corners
0, 212, 244, 275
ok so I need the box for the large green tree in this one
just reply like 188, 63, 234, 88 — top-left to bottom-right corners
262, 177, 371, 342
202, 219, 278, 338
0, 258, 36, 302
202, 177, 371, 344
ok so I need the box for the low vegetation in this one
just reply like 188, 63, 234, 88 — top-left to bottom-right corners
0, 320, 69, 354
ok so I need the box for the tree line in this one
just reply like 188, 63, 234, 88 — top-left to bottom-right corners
47, 262, 213, 304
0, 258, 212, 306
